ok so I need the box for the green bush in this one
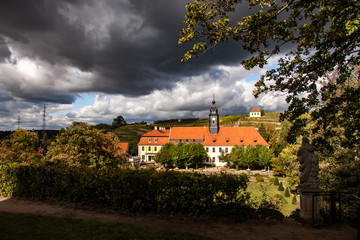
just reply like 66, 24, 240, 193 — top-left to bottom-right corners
256, 197, 284, 220
274, 177, 280, 186
278, 182, 284, 191
0, 163, 18, 196
0, 162, 249, 217
292, 195, 297, 204
284, 187, 290, 197
274, 193, 288, 204
255, 174, 264, 182
240, 173, 249, 182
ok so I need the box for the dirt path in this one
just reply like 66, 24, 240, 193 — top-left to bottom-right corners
0, 196, 356, 240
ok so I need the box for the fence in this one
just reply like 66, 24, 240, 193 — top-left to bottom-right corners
314, 191, 360, 236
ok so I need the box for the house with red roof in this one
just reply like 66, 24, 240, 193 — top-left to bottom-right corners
138, 126, 170, 162
250, 108, 261, 117
138, 95, 269, 166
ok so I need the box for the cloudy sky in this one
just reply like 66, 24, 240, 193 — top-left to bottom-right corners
0, 0, 289, 130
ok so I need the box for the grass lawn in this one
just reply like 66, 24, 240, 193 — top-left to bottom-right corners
0, 212, 212, 240
247, 179, 299, 216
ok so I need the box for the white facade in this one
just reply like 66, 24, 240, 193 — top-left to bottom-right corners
138, 143, 162, 162
205, 145, 234, 166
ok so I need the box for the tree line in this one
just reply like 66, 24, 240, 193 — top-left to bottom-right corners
0, 122, 127, 169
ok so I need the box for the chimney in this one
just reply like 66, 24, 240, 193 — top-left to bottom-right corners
154, 126, 158, 130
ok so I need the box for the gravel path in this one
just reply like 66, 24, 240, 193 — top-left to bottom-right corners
0, 196, 356, 240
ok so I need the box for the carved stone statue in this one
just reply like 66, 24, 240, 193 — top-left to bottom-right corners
297, 137, 320, 190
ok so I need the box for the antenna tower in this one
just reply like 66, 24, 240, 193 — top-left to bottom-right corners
17, 116, 21, 129
42, 105, 46, 131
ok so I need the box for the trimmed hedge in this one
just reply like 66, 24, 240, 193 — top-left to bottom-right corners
278, 182, 285, 191
0, 162, 249, 216
284, 187, 290, 197
255, 174, 264, 182
0, 163, 18, 196
274, 177, 280, 186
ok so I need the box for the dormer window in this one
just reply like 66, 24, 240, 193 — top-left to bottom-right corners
254, 140, 258, 143
155, 138, 158, 143
148, 138, 151, 143
225, 137, 230, 142
240, 139, 244, 143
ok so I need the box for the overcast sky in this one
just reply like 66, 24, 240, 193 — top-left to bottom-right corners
0, 0, 289, 130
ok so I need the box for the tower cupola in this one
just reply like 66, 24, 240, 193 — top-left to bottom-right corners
209, 93, 219, 134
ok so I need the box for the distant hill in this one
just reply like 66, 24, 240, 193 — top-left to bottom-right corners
220, 113, 281, 129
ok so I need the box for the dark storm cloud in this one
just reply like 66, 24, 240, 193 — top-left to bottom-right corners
0, 0, 259, 102
0, 45, 11, 63
0, 0, 56, 31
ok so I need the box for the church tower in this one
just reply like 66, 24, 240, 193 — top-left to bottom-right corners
209, 93, 219, 135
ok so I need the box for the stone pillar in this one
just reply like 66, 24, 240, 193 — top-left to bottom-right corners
296, 137, 322, 224
298, 187, 322, 224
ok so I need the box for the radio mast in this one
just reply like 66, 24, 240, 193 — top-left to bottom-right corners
42, 105, 46, 131
17, 116, 21, 129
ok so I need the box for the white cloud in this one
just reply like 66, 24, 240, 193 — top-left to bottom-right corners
48, 59, 289, 128
0, 52, 96, 102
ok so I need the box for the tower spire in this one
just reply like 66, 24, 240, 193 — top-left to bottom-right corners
209, 92, 219, 135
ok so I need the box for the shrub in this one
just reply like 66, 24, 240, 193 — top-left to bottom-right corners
284, 187, 290, 197
0, 163, 18, 196
256, 195, 284, 220
292, 195, 297, 204
240, 173, 249, 182
255, 174, 264, 182
274, 193, 288, 204
273, 177, 280, 186
278, 182, 284, 191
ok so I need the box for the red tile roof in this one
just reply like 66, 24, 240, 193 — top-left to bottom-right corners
138, 126, 269, 147
119, 142, 129, 152
169, 127, 205, 140
203, 127, 268, 146
138, 129, 170, 146
250, 108, 261, 112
